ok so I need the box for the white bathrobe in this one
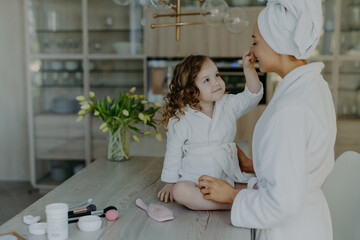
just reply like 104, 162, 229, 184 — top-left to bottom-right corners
231, 63, 336, 240
161, 85, 263, 185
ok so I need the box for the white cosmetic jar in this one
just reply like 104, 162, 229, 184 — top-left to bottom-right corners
78, 215, 102, 232
46, 203, 68, 240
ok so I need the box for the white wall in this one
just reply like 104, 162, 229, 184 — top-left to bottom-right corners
0, 0, 29, 181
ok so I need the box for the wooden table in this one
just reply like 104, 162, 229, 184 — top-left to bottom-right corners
0, 157, 253, 239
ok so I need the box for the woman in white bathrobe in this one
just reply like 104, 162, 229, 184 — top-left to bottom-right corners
199, 1, 337, 239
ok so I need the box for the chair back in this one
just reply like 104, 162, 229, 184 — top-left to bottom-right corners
322, 151, 360, 240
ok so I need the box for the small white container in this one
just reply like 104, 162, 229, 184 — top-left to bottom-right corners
46, 203, 68, 240
78, 215, 102, 232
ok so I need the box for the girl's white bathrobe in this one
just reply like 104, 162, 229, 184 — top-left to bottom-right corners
231, 63, 337, 240
161, 85, 263, 185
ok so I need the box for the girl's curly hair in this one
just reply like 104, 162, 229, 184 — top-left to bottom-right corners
162, 55, 212, 130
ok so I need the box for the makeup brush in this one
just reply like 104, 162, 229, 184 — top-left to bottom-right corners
68, 204, 96, 216
68, 209, 119, 224
68, 206, 117, 219
69, 198, 93, 210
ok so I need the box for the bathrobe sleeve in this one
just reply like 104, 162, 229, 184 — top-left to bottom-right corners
231, 106, 307, 229
227, 84, 263, 119
161, 117, 188, 183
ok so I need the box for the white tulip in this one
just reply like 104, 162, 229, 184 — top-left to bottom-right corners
76, 95, 85, 101
99, 122, 107, 130
107, 96, 112, 104
156, 133, 162, 142
81, 104, 91, 110
78, 109, 87, 115
122, 109, 129, 116
153, 102, 162, 107
129, 87, 136, 94
133, 135, 140, 142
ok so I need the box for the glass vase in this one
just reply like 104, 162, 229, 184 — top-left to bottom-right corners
107, 127, 129, 161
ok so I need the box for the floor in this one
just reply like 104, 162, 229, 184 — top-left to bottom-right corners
0, 181, 43, 226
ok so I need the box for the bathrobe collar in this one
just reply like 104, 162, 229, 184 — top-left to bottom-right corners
271, 62, 324, 102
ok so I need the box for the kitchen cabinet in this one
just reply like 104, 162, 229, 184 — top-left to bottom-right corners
25, 0, 146, 190
308, 0, 360, 157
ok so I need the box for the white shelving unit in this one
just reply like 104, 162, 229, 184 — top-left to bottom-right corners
309, 0, 360, 157
24, 0, 147, 190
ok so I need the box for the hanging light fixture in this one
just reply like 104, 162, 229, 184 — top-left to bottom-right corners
150, 0, 249, 41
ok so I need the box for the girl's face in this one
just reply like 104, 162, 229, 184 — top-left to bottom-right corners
195, 59, 225, 105
252, 22, 280, 73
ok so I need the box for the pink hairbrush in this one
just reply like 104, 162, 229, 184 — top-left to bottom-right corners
135, 199, 174, 222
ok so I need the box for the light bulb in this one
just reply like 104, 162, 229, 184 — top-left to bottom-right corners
223, 7, 249, 34
201, 0, 229, 27
149, 0, 168, 8
113, 0, 131, 6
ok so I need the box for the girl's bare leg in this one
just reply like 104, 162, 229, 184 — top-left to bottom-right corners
172, 181, 231, 210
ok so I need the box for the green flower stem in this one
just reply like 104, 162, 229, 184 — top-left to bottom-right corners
108, 127, 129, 161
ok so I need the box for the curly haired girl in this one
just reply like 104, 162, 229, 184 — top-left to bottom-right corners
158, 52, 263, 210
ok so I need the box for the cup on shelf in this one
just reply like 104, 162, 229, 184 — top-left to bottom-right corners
113, 41, 140, 55
51, 165, 71, 181
104, 16, 114, 28
73, 163, 85, 174
51, 61, 63, 71
231, 0, 251, 6
65, 61, 79, 71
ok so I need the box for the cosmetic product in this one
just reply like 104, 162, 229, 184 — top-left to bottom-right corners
68, 209, 118, 224
68, 204, 96, 217
105, 209, 118, 221
29, 222, 47, 235
136, 199, 174, 222
77, 215, 102, 232
46, 203, 68, 240
68, 206, 116, 219
69, 198, 92, 210
23, 215, 41, 224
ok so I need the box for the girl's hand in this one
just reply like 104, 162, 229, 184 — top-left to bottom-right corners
198, 176, 240, 204
242, 47, 257, 70
158, 183, 175, 203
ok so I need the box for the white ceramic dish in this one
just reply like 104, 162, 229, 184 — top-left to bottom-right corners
113, 41, 139, 55
51, 61, 63, 71
78, 215, 102, 232
231, 0, 251, 6
65, 61, 79, 71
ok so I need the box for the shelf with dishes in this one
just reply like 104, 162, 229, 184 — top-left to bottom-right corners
34, 159, 86, 190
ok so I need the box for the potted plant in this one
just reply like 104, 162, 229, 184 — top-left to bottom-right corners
76, 87, 162, 161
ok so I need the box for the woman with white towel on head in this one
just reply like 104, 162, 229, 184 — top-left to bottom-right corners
198, 0, 337, 239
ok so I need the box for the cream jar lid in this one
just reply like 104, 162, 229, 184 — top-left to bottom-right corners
78, 215, 102, 232
29, 222, 47, 235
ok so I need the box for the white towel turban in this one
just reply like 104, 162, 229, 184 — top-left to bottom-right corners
257, 0, 322, 59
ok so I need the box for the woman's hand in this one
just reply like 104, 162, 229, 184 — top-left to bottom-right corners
158, 183, 175, 203
242, 47, 257, 70
198, 176, 241, 204
236, 144, 255, 174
